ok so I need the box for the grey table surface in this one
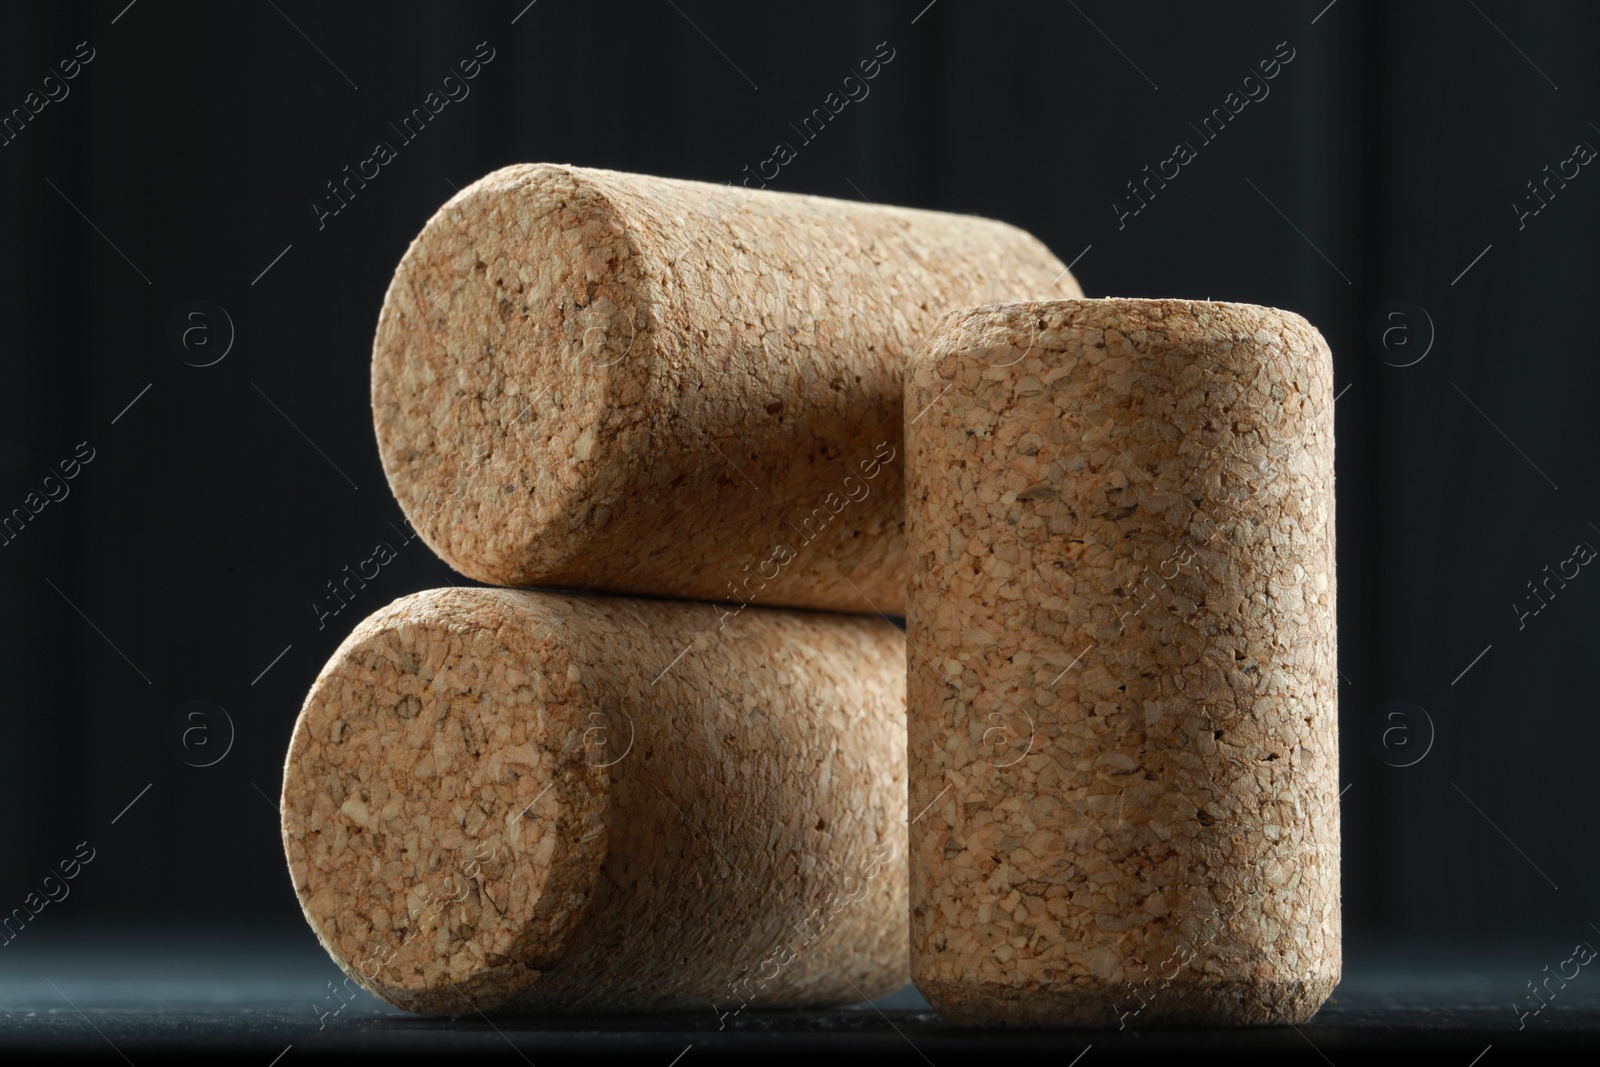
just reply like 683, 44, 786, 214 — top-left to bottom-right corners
2, 926, 1597, 1063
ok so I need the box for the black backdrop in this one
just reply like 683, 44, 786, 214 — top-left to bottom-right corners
1, 0, 1597, 951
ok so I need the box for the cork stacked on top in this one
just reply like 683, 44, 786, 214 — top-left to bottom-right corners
279, 164, 1088, 1016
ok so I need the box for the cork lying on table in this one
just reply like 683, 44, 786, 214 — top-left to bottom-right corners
371, 164, 1083, 615
905, 299, 1338, 1027
281, 588, 908, 1016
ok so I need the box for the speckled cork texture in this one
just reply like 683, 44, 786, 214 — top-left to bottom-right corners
905, 299, 1338, 1027
281, 588, 908, 1016
371, 164, 1083, 614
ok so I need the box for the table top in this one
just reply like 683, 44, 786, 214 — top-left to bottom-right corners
3, 927, 1597, 1063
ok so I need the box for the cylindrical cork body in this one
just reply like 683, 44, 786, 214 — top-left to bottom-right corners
372, 164, 1083, 614
282, 588, 908, 1016
906, 299, 1338, 1027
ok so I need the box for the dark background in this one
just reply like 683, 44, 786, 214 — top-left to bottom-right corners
0, 0, 1595, 956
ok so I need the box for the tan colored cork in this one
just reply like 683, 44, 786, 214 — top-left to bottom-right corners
905, 299, 1338, 1027
371, 164, 1083, 615
281, 587, 908, 1016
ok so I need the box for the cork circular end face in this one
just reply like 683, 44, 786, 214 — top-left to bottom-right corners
922, 297, 1320, 378
281, 591, 608, 1012
371, 164, 652, 587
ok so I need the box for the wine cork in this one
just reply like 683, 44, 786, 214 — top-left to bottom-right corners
281, 588, 908, 1016
905, 299, 1338, 1027
372, 164, 1083, 614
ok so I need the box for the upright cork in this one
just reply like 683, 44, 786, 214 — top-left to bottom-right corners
906, 299, 1338, 1027
281, 588, 908, 1016
372, 164, 1083, 615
